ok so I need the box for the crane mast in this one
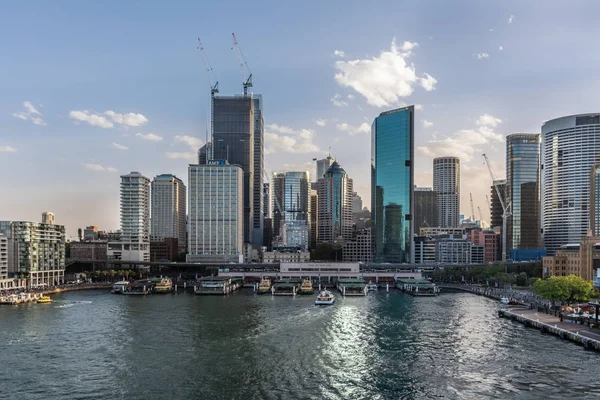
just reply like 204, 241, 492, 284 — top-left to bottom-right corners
478, 206, 483, 222
197, 38, 219, 145
482, 153, 512, 265
470, 193, 476, 221
231, 33, 253, 96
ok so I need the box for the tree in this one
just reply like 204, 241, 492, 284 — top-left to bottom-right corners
533, 275, 593, 304
516, 272, 528, 286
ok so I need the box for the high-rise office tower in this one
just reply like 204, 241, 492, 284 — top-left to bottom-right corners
263, 182, 270, 219
433, 156, 460, 228
309, 189, 318, 249
590, 164, 600, 236
270, 171, 310, 250
542, 113, 600, 254
506, 134, 541, 252
352, 192, 363, 213
0, 234, 7, 280
198, 142, 213, 165
271, 172, 285, 240
187, 163, 243, 262
372, 106, 414, 263
151, 174, 187, 253
252, 95, 264, 246
414, 187, 438, 234
490, 179, 507, 229
42, 212, 55, 225
315, 155, 333, 181
317, 161, 354, 245
212, 95, 254, 244
120, 171, 151, 243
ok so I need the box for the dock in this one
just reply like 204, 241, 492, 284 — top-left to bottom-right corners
337, 278, 367, 296
396, 279, 439, 296
271, 279, 301, 296
194, 276, 243, 295
499, 307, 600, 352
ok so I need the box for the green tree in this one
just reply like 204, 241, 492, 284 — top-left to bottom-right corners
534, 275, 593, 304
516, 272, 528, 286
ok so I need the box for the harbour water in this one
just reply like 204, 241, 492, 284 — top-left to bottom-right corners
1, 290, 599, 399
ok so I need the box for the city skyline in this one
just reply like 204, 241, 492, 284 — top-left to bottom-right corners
3, 1, 600, 237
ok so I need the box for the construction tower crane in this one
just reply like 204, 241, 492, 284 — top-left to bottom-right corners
197, 38, 219, 97
478, 206, 483, 222
470, 193, 476, 221
482, 153, 512, 265
231, 33, 253, 96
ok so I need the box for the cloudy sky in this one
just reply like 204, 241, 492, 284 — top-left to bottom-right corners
2, 1, 600, 238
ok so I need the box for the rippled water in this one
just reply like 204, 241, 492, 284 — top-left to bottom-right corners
1, 290, 599, 399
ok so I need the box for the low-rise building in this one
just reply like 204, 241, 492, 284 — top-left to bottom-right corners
467, 229, 500, 263
263, 246, 310, 263
542, 235, 600, 290
419, 227, 465, 237
150, 238, 179, 262
342, 229, 374, 262
84, 226, 99, 241
414, 236, 436, 264
437, 238, 472, 264
70, 241, 107, 261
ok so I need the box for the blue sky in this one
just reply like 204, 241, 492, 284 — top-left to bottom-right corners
2, 0, 600, 238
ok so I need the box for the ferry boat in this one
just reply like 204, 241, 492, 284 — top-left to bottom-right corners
500, 297, 510, 304
37, 295, 52, 304
111, 281, 130, 294
315, 290, 335, 305
256, 279, 272, 294
367, 281, 378, 291
152, 278, 173, 294
298, 279, 315, 295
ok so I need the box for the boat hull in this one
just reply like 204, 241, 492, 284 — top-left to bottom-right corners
315, 299, 335, 305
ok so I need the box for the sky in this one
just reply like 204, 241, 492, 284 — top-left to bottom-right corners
2, 0, 600, 239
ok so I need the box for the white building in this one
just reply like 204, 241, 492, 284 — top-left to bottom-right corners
0, 235, 7, 280
151, 174, 186, 253
42, 211, 55, 225
187, 163, 244, 263
437, 238, 472, 264
433, 156, 460, 228
108, 171, 151, 262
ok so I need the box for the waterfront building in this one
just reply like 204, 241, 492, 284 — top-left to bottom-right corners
309, 189, 318, 249
70, 242, 107, 262
197, 142, 213, 165
490, 179, 507, 229
150, 238, 179, 262
506, 134, 542, 254
467, 229, 500, 263
352, 192, 363, 213
342, 228, 374, 262
414, 236, 436, 264
150, 174, 186, 254
414, 187, 439, 234
372, 106, 414, 263
542, 234, 600, 289
187, 163, 244, 263
315, 155, 333, 181
212, 95, 255, 245
263, 246, 310, 263
317, 161, 354, 245
252, 95, 264, 247
108, 171, 150, 262
83, 225, 99, 241
590, 164, 600, 236
542, 113, 600, 255
433, 156, 460, 228
436, 238, 472, 264
271, 172, 285, 241
283, 171, 310, 250
42, 211, 55, 225
0, 220, 66, 286
0, 235, 7, 280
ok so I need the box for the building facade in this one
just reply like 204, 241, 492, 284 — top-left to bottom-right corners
490, 179, 507, 229
467, 229, 500, 263
342, 229, 374, 262
151, 174, 186, 253
351, 192, 363, 213
83, 225, 99, 241
252, 95, 264, 246
309, 189, 318, 250
198, 142, 213, 165
506, 133, 541, 252
433, 156, 460, 228
42, 212, 55, 225
0, 235, 7, 280
263, 182, 270, 219
590, 164, 600, 236
542, 113, 600, 254
70, 242, 107, 261
317, 161, 354, 245
271, 172, 285, 241
187, 164, 244, 262
212, 95, 255, 245
437, 239, 472, 264
316, 155, 333, 181
414, 187, 438, 234
372, 106, 414, 263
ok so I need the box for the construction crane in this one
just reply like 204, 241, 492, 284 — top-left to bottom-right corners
197, 38, 219, 97
231, 33, 253, 96
470, 193, 476, 221
482, 153, 512, 265
478, 206, 483, 222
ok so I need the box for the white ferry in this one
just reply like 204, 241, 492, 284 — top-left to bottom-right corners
367, 282, 378, 291
315, 290, 335, 305
111, 281, 129, 294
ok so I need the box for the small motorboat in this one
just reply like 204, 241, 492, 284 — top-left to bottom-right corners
37, 295, 52, 304
315, 290, 335, 305
366, 281, 378, 291
500, 297, 510, 304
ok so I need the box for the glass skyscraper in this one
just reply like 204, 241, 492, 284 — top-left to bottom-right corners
506, 133, 541, 251
371, 106, 414, 263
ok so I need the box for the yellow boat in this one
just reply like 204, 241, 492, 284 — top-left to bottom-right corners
37, 295, 52, 304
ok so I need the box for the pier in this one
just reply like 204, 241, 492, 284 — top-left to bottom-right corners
194, 277, 243, 295
397, 279, 439, 296
337, 278, 367, 296
271, 279, 301, 295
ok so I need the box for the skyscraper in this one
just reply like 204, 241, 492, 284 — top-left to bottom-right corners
372, 106, 414, 263
414, 187, 438, 234
315, 155, 333, 181
351, 191, 363, 213
271, 172, 285, 240
270, 171, 310, 250
433, 156, 460, 228
317, 161, 354, 245
212, 95, 254, 244
42, 212, 55, 225
490, 179, 507, 229
187, 163, 243, 262
197, 142, 213, 165
252, 95, 264, 246
506, 134, 541, 252
542, 113, 600, 254
151, 174, 186, 253
590, 164, 600, 236
309, 189, 318, 249
263, 182, 270, 219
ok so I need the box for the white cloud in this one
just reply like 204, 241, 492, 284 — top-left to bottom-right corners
12, 101, 46, 126
264, 123, 320, 154
417, 114, 504, 162
165, 152, 197, 161
112, 142, 128, 150
69, 110, 148, 128
333, 38, 436, 107
347, 94, 355, 100
415, 104, 423, 111
476, 53, 490, 60
83, 163, 117, 173
315, 119, 327, 127
336, 122, 370, 136
499, 46, 504, 51
174, 135, 202, 149
330, 94, 348, 107
0, 146, 17, 153
135, 133, 163, 142
508, 15, 514, 24
333, 50, 345, 58
422, 120, 433, 128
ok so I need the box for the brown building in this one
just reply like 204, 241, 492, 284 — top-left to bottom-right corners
542, 235, 600, 289
70, 242, 107, 261
150, 238, 179, 262
467, 229, 500, 263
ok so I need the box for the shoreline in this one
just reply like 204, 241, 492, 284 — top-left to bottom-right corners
42, 284, 112, 295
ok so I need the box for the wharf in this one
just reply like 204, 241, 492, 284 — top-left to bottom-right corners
272, 279, 301, 296
397, 279, 439, 296
499, 307, 600, 352
337, 278, 367, 296
194, 276, 243, 295
0, 292, 44, 305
